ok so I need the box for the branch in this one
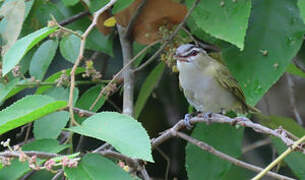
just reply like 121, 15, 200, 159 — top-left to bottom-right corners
176, 132, 295, 180
59, 11, 90, 26
133, 0, 200, 72
68, 0, 118, 125
0, 151, 58, 159
253, 135, 305, 180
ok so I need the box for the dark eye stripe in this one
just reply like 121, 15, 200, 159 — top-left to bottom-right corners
182, 47, 200, 57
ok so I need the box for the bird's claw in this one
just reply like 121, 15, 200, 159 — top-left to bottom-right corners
203, 112, 213, 125
184, 114, 193, 129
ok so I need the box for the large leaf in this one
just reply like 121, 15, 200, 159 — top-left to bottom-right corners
298, 0, 305, 23
44, 87, 79, 105
62, 0, 80, 6
64, 153, 133, 180
35, 67, 85, 94
67, 112, 153, 162
2, 27, 58, 76
0, 95, 67, 135
33, 111, 70, 139
0, 78, 19, 104
186, 124, 244, 180
29, 39, 58, 80
135, 63, 165, 119
86, 28, 113, 57
222, 0, 305, 106
59, 33, 81, 63
0, 139, 68, 180
186, 0, 251, 50
0, 0, 25, 54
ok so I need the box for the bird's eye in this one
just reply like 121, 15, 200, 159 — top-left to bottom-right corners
190, 50, 198, 56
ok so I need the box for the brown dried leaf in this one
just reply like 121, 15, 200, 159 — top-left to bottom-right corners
115, 0, 187, 44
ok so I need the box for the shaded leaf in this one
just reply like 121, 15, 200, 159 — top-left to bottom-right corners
35, 68, 85, 94
29, 39, 58, 80
65, 153, 133, 180
62, 0, 79, 6
0, 0, 25, 54
298, 0, 305, 23
86, 28, 113, 56
135, 63, 165, 119
186, 124, 244, 180
186, 0, 251, 50
0, 78, 19, 104
222, 0, 305, 106
59, 33, 81, 63
44, 87, 79, 105
112, 0, 135, 14
34, 111, 70, 139
2, 27, 58, 76
67, 112, 153, 162
0, 95, 67, 135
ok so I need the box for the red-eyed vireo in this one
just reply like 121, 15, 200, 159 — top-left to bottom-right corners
174, 44, 258, 117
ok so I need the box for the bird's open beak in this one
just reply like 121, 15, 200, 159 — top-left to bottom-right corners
173, 54, 189, 63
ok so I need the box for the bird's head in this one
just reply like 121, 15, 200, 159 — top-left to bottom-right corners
174, 44, 207, 71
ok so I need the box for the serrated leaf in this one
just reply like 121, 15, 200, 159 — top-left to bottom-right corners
222, 0, 305, 106
112, 0, 134, 14
0, 0, 25, 54
44, 87, 79, 105
29, 39, 58, 80
286, 63, 305, 78
64, 153, 133, 180
60, 33, 81, 63
0, 78, 19, 104
34, 111, 70, 139
62, 0, 79, 6
2, 27, 58, 76
186, 0, 251, 50
35, 67, 85, 94
0, 95, 67, 135
186, 124, 244, 180
67, 112, 153, 162
298, 0, 305, 23
0, 139, 68, 180
135, 63, 165, 119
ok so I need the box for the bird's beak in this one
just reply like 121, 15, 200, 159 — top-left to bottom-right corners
174, 54, 189, 63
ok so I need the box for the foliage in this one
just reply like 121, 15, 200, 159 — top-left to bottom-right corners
0, 0, 305, 179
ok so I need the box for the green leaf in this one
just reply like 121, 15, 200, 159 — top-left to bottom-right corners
64, 153, 133, 180
86, 28, 113, 57
62, 0, 80, 6
67, 112, 153, 162
0, 95, 67, 135
222, 0, 305, 106
133, 42, 151, 67
186, 124, 244, 180
59, 33, 81, 63
112, 0, 134, 14
135, 63, 165, 119
0, 139, 68, 180
34, 111, 70, 139
298, 0, 305, 23
2, 27, 58, 76
286, 63, 305, 78
87, 0, 108, 13
0, 78, 19, 104
44, 87, 79, 105
272, 138, 305, 179
35, 68, 85, 94
29, 39, 58, 80
0, 0, 25, 54
186, 0, 251, 50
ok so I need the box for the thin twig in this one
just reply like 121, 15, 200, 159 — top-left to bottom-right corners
16, 80, 107, 88
286, 73, 303, 125
252, 135, 305, 180
0, 151, 58, 159
155, 147, 170, 180
133, 0, 200, 72
181, 26, 198, 46
51, 170, 63, 180
68, 0, 118, 125
293, 58, 305, 74
59, 11, 90, 26
24, 123, 32, 144
176, 132, 295, 180
90, 40, 160, 110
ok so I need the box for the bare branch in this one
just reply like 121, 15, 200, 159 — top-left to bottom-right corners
0, 151, 58, 159
59, 11, 90, 26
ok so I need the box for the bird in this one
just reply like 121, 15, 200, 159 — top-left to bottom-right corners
174, 44, 258, 127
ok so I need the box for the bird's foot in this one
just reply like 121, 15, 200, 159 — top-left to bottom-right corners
184, 114, 193, 129
203, 112, 213, 125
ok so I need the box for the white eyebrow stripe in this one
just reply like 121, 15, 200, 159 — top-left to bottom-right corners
181, 47, 201, 56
